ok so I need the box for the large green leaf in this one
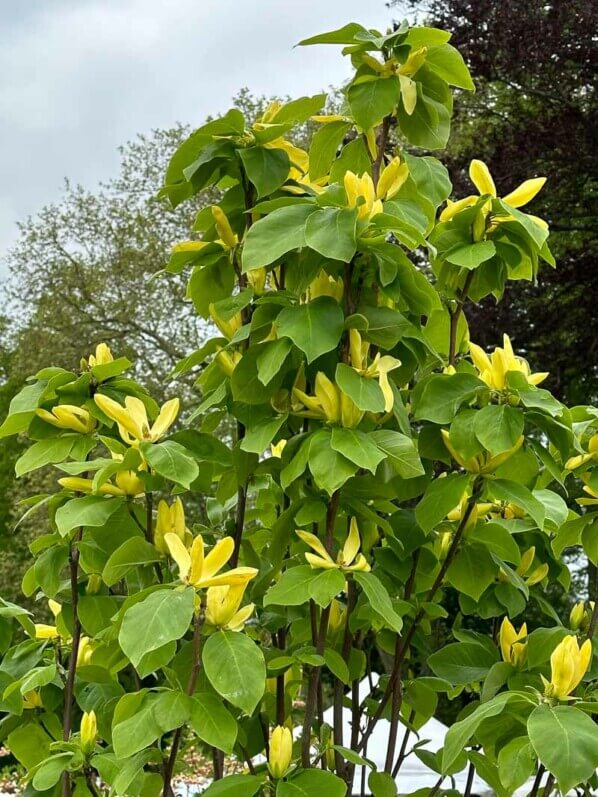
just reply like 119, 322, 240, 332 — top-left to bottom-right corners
429, 641, 498, 687
102, 537, 160, 586
276, 297, 344, 363
308, 569, 345, 608
203, 630, 266, 715
398, 69, 452, 149
330, 428, 385, 474
309, 121, 350, 180
277, 769, 347, 796
424, 43, 475, 90
445, 241, 496, 269
112, 690, 190, 758
446, 544, 497, 600
189, 693, 238, 754
473, 404, 524, 455
371, 430, 425, 478
200, 775, 264, 797
15, 435, 77, 477
353, 572, 402, 632
140, 440, 199, 489
348, 76, 400, 130
412, 373, 483, 424
415, 473, 471, 534
487, 479, 545, 530
239, 146, 290, 197
55, 495, 124, 537
528, 704, 598, 792
119, 587, 195, 667
242, 204, 316, 271
335, 364, 386, 413
264, 565, 316, 607
304, 207, 357, 262
308, 430, 357, 495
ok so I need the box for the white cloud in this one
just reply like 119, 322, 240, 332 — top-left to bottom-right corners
0, 0, 397, 262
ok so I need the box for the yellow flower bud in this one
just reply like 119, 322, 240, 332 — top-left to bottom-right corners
246, 267, 267, 295
86, 574, 102, 595
211, 206, 238, 248
36, 405, 96, 435
268, 725, 293, 780
205, 583, 254, 631
544, 635, 592, 700
80, 710, 97, 755
376, 157, 409, 201
499, 617, 527, 667
569, 601, 586, 631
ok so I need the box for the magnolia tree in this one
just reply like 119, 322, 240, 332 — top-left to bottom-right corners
0, 19, 597, 797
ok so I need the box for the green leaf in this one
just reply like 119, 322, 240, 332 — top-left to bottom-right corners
187, 259, 235, 317
446, 544, 497, 600
429, 642, 498, 689
445, 241, 496, 269
112, 690, 190, 758
398, 70, 452, 150
442, 693, 515, 771
403, 154, 452, 210
370, 430, 425, 478
324, 648, 350, 684
415, 473, 471, 534
298, 22, 368, 46
201, 775, 264, 797
239, 146, 290, 197
119, 588, 195, 667
271, 94, 326, 124
308, 569, 345, 608
240, 414, 287, 455
488, 479, 545, 530
277, 297, 344, 363
412, 373, 482, 424
528, 704, 598, 793
231, 345, 286, 405
203, 630, 266, 715
308, 430, 357, 495
368, 770, 398, 797
257, 338, 293, 386
335, 364, 386, 413
330, 428, 385, 474
497, 737, 536, 795
309, 121, 350, 180
353, 572, 402, 632
304, 207, 357, 262
55, 495, 124, 537
15, 436, 77, 477
264, 565, 315, 607
277, 769, 347, 797
139, 440, 199, 489
0, 379, 49, 437
102, 537, 160, 586
242, 204, 316, 271
471, 523, 521, 565
189, 693, 238, 754
32, 753, 74, 791
424, 43, 475, 90
473, 405, 524, 455
348, 76, 400, 130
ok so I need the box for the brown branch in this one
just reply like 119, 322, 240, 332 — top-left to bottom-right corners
448, 270, 475, 366
62, 529, 83, 797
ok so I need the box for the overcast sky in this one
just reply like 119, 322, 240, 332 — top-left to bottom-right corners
0, 0, 401, 270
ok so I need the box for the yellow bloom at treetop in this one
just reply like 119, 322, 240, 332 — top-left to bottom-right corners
499, 617, 527, 667
164, 532, 257, 590
81, 342, 114, 370
36, 405, 96, 435
349, 328, 401, 412
542, 635, 592, 700
296, 517, 370, 573
205, 581, 254, 631
469, 334, 548, 391
440, 159, 547, 230
94, 394, 179, 447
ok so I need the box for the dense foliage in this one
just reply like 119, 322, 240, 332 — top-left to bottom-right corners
0, 18, 596, 797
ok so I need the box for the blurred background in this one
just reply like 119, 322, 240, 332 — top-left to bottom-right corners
0, 0, 595, 611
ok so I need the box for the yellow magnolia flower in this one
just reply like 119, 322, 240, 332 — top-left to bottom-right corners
215, 349, 242, 377
23, 691, 43, 710
292, 372, 364, 428
565, 433, 598, 470
94, 394, 179, 447
469, 335, 548, 391
397, 47, 428, 115
77, 636, 94, 667
266, 137, 309, 176
499, 617, 527, 667
441, 428, 524, 474
80, 710, 97, 754
349, 329, 401, 412
36, 405, 96, 434
499, 546, 548, 586
569, 601, 590, 632
296, 517, 370, 573
34, 599, 63, 640
440, 159, 547, 227
205, 582, 255, 631
376, 157, 410, 201
211, 206, 238, 248
328, 598, 346, 634
209, 303, 243, 341
164, 533, 257, 589
59, 465, 145, 498
270, 439, 287, 459
246, 267, 267, 295
268, 725, 293, 780
344, 171, 383, 221
306, 270, 344, 303
578, 481, 598, 507
81, 342, 114, 370
543, 635, 592, 700
154, 498, 191, 555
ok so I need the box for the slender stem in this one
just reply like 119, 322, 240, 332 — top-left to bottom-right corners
428, 776, 444, 797
301, 604, 331, 767
275, 627, 287, 726
529, 764, 546, 797
144, 493, 163, 583
586, 581, 598, 640
62, 528, 83, 797
448, 270, 475, 366
162, 599, 206, 797
464, 760, 476, 797
212, 748, 224, 780
542, 773, 555, 797
392, 709, 416, 777
371, 116, 391, 187
333, 580, 357, 781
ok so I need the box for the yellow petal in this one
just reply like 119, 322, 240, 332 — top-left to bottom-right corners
502, 177, 546, 208
349, 329, 364, 370
346, 553, 370, 572
201, 536, 235, 581
35, 624, 60, 640
200, 566, 258, 588
399, 74, 417, 115
305, 553, 338, 570
165, 533, 191, 582
344, 171, 360, 209
439, 195, 477, 222
227, 603, 255, 631
150, 398, 180, 441
341, 518, 361, 566
296, 530, 333, 563
469, 160, 496, 197
94, 394, 143, 440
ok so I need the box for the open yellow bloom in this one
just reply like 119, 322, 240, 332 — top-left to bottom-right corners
349, 329, 401, 412
344, 171, 383, 220
543, 635, 592, 700
80, 710, 97, 754
59, 456, 146, 497
82, 342, 114, 370
34, 599, 64, 640
292, 372, 363, 429
154, 498, 191, 555
440, 159, 547, 225
164, 533, 257, 589
499, 617, 527, 667
296, 517, 370, 573
94, 394, 179, 447
441, 428, 524, 474
565, 433, 598, 470
469, 335, 548, 391
306, 270, 344, 303
376, 157, 410, 200
205, 581, 255, 631
499, 546, 548, 586
36, 405, 96, 435
269, 725, 293, 780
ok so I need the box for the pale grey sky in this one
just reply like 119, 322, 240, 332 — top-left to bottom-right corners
0, 0, 399, 265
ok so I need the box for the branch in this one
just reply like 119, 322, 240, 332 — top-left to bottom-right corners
62, 529, 83, 797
